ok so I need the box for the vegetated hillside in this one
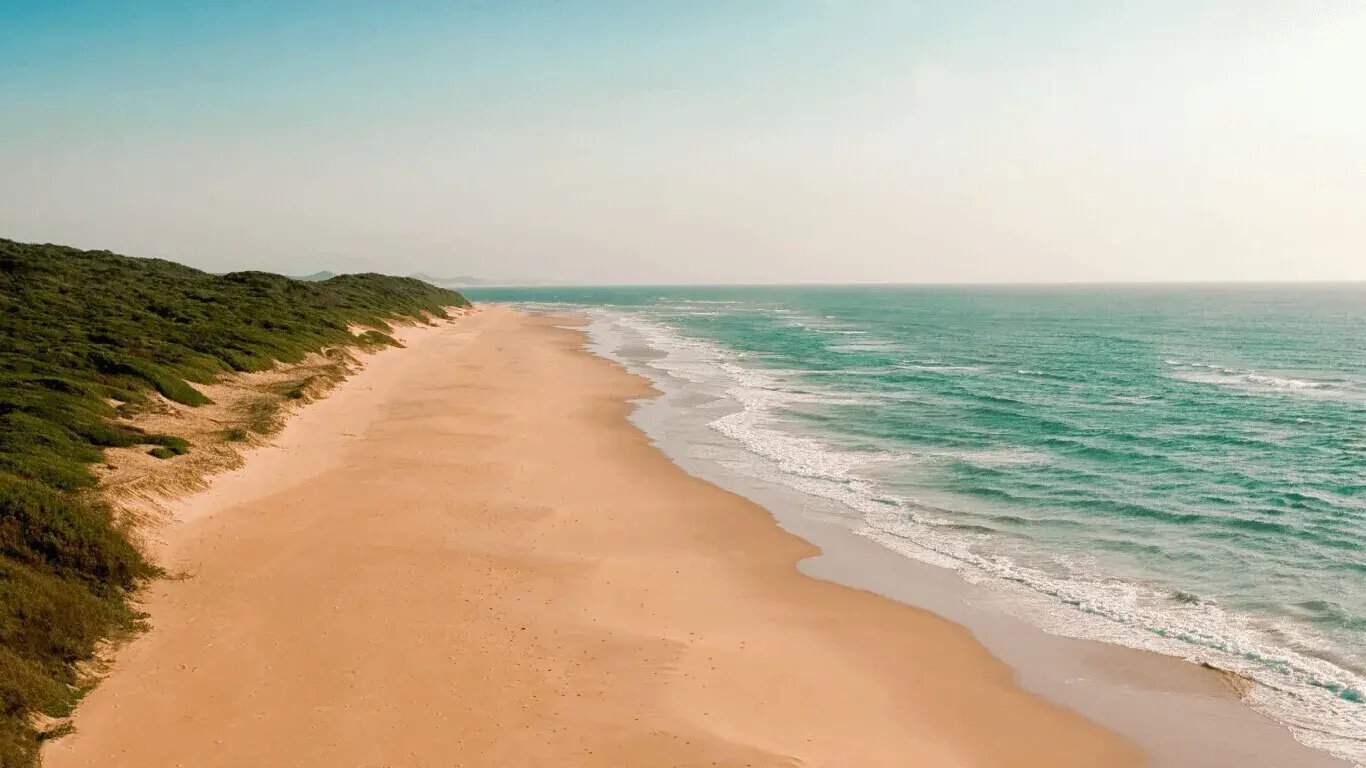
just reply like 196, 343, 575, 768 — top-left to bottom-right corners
0, 238, 469, 765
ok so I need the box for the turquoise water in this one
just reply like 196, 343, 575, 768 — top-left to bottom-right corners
467, 285, 1365, 761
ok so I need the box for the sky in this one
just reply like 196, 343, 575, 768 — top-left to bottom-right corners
2, 1, 1363, 284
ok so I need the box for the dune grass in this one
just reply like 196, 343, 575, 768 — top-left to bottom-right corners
0, 237, 468, 764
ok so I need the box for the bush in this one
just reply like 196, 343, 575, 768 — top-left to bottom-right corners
356, 330, 401, 348
0, 474, 154, 593
146, 435, 189, 455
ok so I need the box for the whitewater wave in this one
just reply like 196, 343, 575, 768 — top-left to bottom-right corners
589, 310, 1366, 765
830, 340, 903, 353
895, 363, 987, 374
916, 448, 1054, 468
1166, 361, 1366, 405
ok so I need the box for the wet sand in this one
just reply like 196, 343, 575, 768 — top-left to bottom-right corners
46, 306, 1146, 767
619, 333, 1352, 768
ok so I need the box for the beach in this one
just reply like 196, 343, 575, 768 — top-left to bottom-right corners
13, 3, 1366, 764
46, 306, 1144, 767
484, 285, 1364, 766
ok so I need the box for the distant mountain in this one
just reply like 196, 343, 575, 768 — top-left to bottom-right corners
409, 272, 488, 287
409, 272, 560, 287
288, 270, 553, 287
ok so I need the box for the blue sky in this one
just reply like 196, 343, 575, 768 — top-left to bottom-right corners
2, 1, 1363, 282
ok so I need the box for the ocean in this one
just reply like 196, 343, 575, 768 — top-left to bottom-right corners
464, 284, 1365, 763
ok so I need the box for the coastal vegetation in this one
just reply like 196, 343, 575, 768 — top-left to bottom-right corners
0, 238, 468, 764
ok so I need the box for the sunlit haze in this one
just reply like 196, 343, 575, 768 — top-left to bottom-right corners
3, 1, 1363, 283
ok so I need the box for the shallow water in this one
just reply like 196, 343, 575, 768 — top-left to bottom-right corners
467, 284, 1366, 764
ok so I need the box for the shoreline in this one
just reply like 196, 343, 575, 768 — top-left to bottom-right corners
45, 306, 1136, 767
645, 421, 1351, 768
578, 305, 1354, 768
40, 306, 1335, 766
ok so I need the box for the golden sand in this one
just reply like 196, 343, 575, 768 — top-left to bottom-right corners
46, 307, 1141, 767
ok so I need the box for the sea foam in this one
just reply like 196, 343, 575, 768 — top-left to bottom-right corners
584, 306, 1366, 766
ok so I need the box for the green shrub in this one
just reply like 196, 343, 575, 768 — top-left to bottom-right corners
145, 435, 189, 455
144, 371, 212, 407
0, 474, 154, 593
356, 330, 401, 348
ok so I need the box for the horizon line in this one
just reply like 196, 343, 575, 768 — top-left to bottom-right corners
459, 279, 1366, 289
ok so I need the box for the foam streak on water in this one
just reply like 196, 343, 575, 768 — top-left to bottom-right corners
476, 286, 1366, 765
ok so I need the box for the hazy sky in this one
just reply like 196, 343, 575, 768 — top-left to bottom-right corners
2, 1, 1363, 283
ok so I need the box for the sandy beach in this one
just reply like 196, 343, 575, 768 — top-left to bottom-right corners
41, 306, 1148, 767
